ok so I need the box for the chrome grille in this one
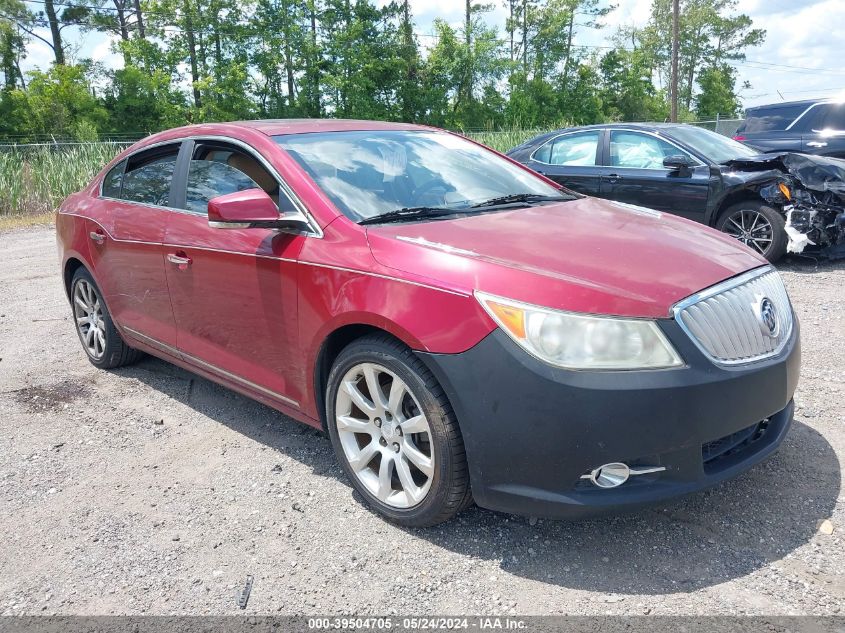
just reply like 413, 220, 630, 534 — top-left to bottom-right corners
674, 267, 793, 365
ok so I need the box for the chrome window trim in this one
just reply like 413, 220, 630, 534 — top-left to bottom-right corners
671, 265, 793, 366
121, 326, 300, 408
607, 128, 705, 170
98, 134, 323, 238
528, 130, 601, 167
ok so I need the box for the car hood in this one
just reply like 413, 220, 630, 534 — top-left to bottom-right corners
366, 197, 766, 318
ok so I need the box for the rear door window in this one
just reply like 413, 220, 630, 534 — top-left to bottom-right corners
742, 104, 807, 132
186, 161, 261, 214
533, 131, 599, 166
816, 103, 845, 132
120, 144, 181, 207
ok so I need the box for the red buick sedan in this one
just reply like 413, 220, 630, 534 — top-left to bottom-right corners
56, 120, 800, 526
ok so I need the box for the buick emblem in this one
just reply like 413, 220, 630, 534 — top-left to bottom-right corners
756, 296, 779, 338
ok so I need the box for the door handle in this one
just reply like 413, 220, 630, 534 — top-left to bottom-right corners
89, 230, 105, 244
604, 174, 622, 184
807, 141, 828, 148
167, 252, 192, 268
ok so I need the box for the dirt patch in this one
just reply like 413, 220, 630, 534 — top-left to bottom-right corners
13, 379, 91, 413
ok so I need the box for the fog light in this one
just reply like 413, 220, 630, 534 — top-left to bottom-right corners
584, 462, 630, 488
581, 463, 666, 489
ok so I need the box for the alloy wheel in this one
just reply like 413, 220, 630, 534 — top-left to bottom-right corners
721, 208, 774, 256
73, 279, 106, 359
334, 362, 435, 509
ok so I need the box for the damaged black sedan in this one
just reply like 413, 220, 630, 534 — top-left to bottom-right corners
725, 152, 845, 260
507, 122, 845, 262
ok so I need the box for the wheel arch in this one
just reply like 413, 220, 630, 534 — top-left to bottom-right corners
63, 257, 86, 299
313, 323, 410, 430
712, 189, 777, 226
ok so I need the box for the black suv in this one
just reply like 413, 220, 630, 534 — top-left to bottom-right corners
735, 99, 845, 158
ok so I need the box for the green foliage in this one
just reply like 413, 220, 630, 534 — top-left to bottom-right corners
694, 63, 741, 119
103, 66, 188, 133
599, 48, 667, 122
0, 64, 108, 141
0, 0, 763, 148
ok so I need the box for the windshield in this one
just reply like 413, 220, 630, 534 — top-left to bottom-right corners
274, 130, 564, 222
669, 125, 760, 163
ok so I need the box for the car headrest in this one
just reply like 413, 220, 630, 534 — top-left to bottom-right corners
227, 153, 277, 193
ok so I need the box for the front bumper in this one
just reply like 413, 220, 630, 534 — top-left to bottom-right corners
417, 318, 800, 519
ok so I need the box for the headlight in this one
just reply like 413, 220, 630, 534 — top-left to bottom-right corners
475, 292, 684, 370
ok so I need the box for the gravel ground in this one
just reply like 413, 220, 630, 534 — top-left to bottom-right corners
0, 225, 843, 616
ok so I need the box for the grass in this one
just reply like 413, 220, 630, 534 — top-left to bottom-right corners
0, 144, 125, 221
0, 130, 547, 229
0, 211, 57, 231
465, 129, 549, 153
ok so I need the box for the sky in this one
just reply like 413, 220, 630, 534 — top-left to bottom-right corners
19, 0, 845, 114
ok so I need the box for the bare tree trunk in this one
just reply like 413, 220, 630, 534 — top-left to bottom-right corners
133, 0, 145, 38
43, 0, 65, 65
507, 0, 513, 62
401, 0, 415, 121
16, 58, 26, 89
670, 0, 679, 122
308, 0, 320, 115
281, 0, 295, 109
561, 7, 575, 85
184, 4, 202, 108
464, 0, 472, 107
465, 0, 471, 46
196, 4, 208, 76
521, 0, 527, 74
113, 0, 130, 40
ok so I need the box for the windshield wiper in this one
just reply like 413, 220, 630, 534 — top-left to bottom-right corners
358, 206, 460, 226
470, 193, 572, 208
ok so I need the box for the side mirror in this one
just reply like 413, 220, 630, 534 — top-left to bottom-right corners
663, 154, 694, 172
208, 188, 311, 232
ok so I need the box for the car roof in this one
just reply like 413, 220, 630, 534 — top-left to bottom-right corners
745, 98, 832, 112
543, 122, 690, 135
124, 119, 441, 155
235, 118, 435, 135
160, 119, 432, 139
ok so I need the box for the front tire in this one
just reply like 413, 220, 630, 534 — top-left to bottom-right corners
70, 267, 143, 369
325, 334, 472, 526
716, 202, 787, 262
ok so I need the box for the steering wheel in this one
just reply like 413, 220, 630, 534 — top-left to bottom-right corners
412, 178, 450, 203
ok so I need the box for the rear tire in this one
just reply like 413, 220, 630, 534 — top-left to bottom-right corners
325, 334, 473, 526
70, 267, 143, 369
716, 202, 787, 263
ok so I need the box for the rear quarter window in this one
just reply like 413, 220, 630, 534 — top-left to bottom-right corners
101, 160, 125, 198
742, 104, 808, 133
